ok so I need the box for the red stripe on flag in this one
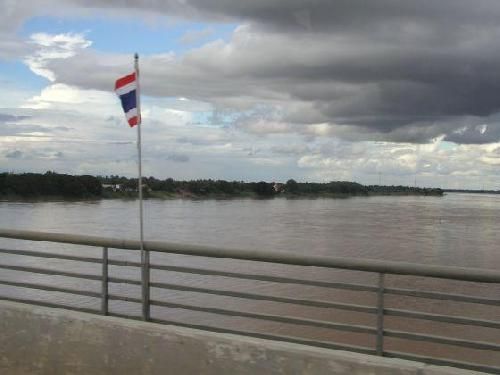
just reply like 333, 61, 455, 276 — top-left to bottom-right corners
128, 116, 139, 127
115, 73, 136, 90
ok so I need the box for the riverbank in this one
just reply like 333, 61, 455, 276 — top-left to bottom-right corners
0, 172, 443, 201
1, 190, 443, 202
103, 187, 443, 199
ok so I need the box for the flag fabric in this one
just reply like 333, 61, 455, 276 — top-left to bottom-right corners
115, 72, 140, 127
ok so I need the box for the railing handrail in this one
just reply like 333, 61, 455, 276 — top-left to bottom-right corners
1, 228, 499, 283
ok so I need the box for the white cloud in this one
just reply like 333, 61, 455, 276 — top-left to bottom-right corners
293, 138, 500, 188
24, 32, 92, 81
22, 83, 117, 113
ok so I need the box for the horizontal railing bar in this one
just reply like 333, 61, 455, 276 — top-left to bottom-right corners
150, 264, 377, 292
109, 285, 373, 317
150, 281, 377, 314
108, 277, 141, 286
384, 329, 500, 351
385, 287, 500, 306
385, 308, 500, 329
1, 229, 499, 283
89, 257, 376, 292
8, 252, 494, 310
106, 299, 375, 355
108, 294, 141, 303
108, 259, 141, 267
0, 248, 102, 264
150, 317, 376, 356
0, 279, 101, 298
150, 299, 376, 334
103, 260, 376, 292
384, 351, 500, 374
109, 263, 500, 310
0, 264, 102, 281
0, 296, 98, 315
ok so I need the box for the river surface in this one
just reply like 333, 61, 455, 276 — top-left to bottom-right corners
0, 193, 499, 367
0, 193, 499, 267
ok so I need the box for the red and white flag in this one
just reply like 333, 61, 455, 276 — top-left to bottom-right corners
115, 72, 140, 127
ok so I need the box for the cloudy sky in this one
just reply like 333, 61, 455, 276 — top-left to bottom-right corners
1, 0, 500, 189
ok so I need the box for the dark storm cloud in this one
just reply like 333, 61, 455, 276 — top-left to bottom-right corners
445, 123, 500, 144
40, 0, 500, 144
76, 0, 500, 32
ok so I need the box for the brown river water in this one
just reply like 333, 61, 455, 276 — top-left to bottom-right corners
0, 193, 499, 368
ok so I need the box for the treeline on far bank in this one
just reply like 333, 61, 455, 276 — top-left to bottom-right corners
0, 171, 443, 199
0, 172, 102, 198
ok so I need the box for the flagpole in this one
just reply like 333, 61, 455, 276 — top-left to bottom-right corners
135, 52, 149, 321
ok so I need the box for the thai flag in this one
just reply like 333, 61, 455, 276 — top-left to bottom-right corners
115, 72, 140, 127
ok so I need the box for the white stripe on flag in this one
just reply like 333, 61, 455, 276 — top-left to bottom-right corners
115, 81, 137, 96
125, 107, 138, 120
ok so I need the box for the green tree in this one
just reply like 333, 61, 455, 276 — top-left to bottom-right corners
285, 179, 299, 194
253, 181, 275, 197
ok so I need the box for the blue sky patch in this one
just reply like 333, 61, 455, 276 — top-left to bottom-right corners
22, 15, 237, 55
0, 61, 46, 91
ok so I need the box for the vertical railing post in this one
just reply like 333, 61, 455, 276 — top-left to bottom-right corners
101, 247, 108, 316
141, 249, 150, 321
376, 273, 385, 356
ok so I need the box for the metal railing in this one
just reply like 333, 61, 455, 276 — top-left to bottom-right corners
0, 229, 499, 373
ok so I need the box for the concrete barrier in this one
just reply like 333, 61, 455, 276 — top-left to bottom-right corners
0, 301, 483, 375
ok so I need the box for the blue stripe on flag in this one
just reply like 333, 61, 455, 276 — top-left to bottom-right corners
119, 90, 137, 113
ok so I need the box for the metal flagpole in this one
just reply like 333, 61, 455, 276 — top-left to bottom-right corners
135, 53, 149, 321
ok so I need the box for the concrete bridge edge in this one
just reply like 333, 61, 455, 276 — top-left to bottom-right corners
0, 300, 483, 375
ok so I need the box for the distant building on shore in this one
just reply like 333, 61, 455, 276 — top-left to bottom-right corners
102, 183, 122, 192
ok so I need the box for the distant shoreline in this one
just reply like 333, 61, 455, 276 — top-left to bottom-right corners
443, 189, 500, 195
1, 171, 444, 201
0, 190, 445, 202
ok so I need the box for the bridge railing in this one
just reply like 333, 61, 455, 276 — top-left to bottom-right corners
0, 229, 499, 374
